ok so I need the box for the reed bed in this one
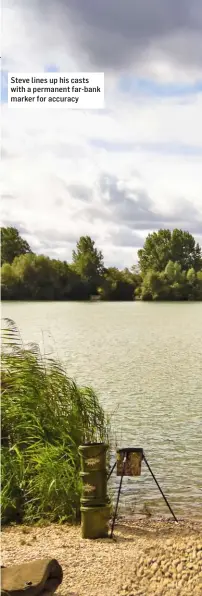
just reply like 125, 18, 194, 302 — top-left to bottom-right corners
1, 318, 109, 525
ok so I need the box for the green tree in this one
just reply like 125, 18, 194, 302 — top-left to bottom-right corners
98, 267, 121, 300
1, 226, 201, 302
10, 253, 91, 301
137, 270, 167, 301
196, 271, 202, 300
186, 267, 196, 284
185, 267, 198, 300
171, 229, 202, 272
165, 260, 180, 282
98, 267, 139, 301
1, 227, 32, 265
72, 236, 104, 295
138, 229, 172, 273
12, 254, 56, 300
164, 261, 186, 300
1, 263, 21, 299
138, 229, 202, 274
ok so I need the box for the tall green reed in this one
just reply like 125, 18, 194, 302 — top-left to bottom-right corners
1, 318, 109, 524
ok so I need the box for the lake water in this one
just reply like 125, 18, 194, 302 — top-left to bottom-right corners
2, 301, 202, 519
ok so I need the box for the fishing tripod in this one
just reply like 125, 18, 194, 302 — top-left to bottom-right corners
107, 448, 178, 538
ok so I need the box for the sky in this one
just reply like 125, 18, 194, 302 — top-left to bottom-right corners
1, 0, 202, 268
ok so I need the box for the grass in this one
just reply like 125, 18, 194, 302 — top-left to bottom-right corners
1, 318, 110, 525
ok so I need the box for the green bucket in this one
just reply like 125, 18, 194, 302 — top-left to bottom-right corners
79, 443, 108, 472
81, 504, 110, 539
80, 470, 107, 501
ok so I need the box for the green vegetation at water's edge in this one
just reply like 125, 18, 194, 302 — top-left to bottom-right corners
1, 318, 109, 525
1, 226, 202, 300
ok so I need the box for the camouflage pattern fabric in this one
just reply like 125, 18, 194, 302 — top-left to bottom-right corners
1, 559, 63, 596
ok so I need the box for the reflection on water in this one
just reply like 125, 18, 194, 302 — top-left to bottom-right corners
2, 301, 202, 518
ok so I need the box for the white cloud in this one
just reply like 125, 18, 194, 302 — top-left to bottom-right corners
1, 0, 202, 267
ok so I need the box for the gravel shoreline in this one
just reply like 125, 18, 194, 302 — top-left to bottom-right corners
1, 517, 202, 596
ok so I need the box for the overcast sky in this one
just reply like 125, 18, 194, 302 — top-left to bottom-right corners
1, 0, 202, 268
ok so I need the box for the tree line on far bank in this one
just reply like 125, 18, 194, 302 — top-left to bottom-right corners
1, 226, 202, 301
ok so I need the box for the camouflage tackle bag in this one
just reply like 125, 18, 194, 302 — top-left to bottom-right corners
1, 559, 63, 596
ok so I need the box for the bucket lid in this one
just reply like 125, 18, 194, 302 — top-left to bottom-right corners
79, 443, 108, 453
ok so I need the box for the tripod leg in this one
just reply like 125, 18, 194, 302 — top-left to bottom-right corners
110, 454, 127, 538
107, 461, 116, 481
143, 454, 178, 522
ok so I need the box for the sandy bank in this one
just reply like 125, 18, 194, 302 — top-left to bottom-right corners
1, 517, 202, 596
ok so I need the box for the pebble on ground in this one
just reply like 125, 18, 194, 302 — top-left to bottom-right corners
1, 518, 202, 596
